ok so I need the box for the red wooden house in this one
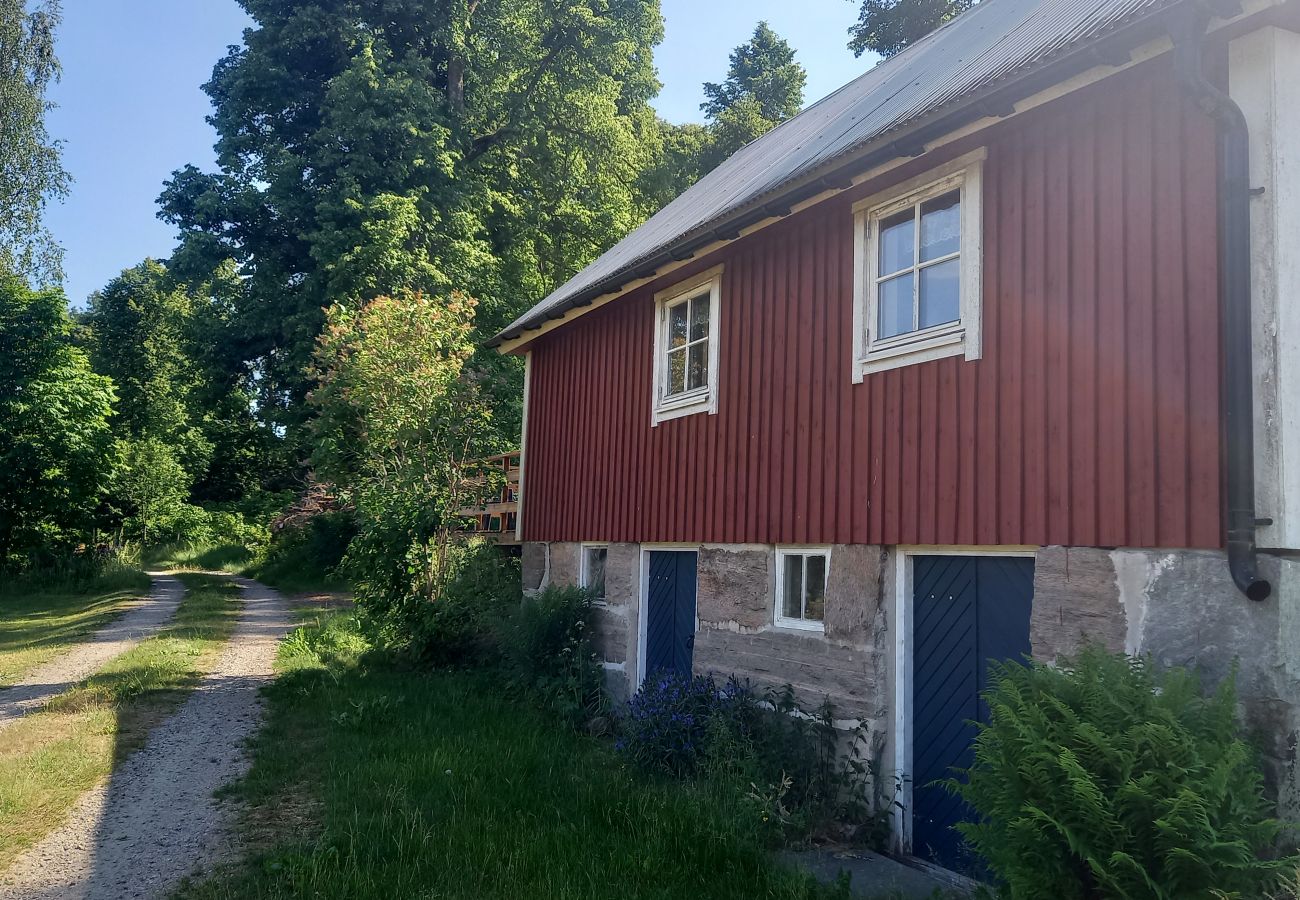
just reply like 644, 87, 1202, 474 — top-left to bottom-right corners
491, 0, 1300, 871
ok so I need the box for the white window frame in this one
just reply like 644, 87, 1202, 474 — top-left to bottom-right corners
580, 543, 609, 605
852, 149, 986, 382
773, 546, 831, 632
651, 265, 723, 426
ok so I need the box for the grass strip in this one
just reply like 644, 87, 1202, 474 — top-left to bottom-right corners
177, 613, 844, 900
0, 573, 241, 870
0, 567, 152, 687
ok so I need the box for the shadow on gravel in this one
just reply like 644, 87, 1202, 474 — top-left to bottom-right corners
0, 577, 293, 900
82, 582, 291, 900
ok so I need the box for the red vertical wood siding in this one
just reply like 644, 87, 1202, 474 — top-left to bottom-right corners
523, 60, 1222, 550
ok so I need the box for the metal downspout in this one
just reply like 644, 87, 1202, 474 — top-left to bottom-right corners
1172, 3, 1272, 601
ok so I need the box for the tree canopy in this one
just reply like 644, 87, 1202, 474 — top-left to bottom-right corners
702, 21, 805, 124
158, 0, 666, 441
0, 274, 115, 563
0, 0, 69, 284
700, 21, 806, 170
847, 0, 973, 58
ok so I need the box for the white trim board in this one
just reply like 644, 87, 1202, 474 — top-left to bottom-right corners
492, 2, 1278, 356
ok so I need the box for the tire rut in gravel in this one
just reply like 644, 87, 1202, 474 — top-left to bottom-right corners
0, 574, 186, 731
0, 577, 295, 900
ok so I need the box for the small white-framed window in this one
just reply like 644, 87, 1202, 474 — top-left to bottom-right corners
852, 149, 985, 382
651, 265, 723, 425
774, 548, 829, 631
581, 544, 608, 603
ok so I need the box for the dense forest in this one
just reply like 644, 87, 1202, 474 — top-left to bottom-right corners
0, 0, 958, 608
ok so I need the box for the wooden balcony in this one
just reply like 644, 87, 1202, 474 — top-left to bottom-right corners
457, 452, 521, 545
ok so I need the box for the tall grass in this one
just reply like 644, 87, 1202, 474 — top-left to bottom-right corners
177, 614, 846, 900
0, 554, 152, 686
0, 551, 148, 600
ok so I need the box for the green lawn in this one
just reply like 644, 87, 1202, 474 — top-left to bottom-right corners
0, 573, 240, 869
0, 568, 152, 686
177, 614, 846, 900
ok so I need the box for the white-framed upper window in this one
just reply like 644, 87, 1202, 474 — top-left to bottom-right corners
581, 544, 608, 603
774, 548, 829, 631
852, 149, 985, 382
651, 265, 722, 425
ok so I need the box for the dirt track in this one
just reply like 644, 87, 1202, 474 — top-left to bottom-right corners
0, 576, 294, 900
0, 574, 186, 731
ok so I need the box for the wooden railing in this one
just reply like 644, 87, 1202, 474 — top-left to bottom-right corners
456, 452, 520, 544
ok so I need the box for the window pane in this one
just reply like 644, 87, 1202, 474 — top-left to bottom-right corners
669, 303, 688, 348
782, 555, 803, 619
805, 555, 826, 622
920, 190, 961, 261
878, 209, 915, 275
877, 273, 914, 339
667, 348, 686, 395
919, 258, 960, 329
689, 293, 710, 341
687, 342, 709, 391
586, 548, 607, 601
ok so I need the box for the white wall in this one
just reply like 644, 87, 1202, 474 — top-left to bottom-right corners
1231, 26, 1300, 551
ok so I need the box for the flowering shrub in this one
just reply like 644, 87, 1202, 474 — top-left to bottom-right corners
617, 671, 744, 775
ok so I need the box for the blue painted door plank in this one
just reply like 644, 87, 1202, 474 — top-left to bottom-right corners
911, 555, 1033, 874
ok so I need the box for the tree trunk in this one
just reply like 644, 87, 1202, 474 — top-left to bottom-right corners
447, 57, 465, 114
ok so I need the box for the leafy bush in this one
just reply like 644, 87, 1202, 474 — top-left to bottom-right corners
255, 511, 355, 591
0, 543, 146, 597
617, 671, 874, 842
359, 540, 518, 669
952, 646, 1297, 899
500, 585, 604, 724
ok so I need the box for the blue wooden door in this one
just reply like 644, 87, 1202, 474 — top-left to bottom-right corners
911, 555, 1033, 873
645, 551, 697, 678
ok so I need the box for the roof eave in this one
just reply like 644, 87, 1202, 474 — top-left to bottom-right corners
487, 0, 1200, 352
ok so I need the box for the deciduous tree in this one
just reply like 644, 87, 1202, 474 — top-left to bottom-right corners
0, 273, 115, 565
158, 0, 665, 443
312, 291, 497, 603
0, 0, 67, 284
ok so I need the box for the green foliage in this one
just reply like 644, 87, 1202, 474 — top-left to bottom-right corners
847, 0, 972, 59
0, 273, 116, 566
358, 541, 518, 670
253, 512, 355, 593
500, 585, 605, 724
112, 438, 191, 546
316, 291, 499, 613
0, 0, 67, 284
702, 21, 805, 124
951, 646, 1297, 899
618, 672, 876, 844
158, 0, 667, 437
85, 261, 211, 478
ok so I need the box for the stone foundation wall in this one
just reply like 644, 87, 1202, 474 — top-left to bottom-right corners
522, 539, 1300, 815
1032, 545, 1300, 817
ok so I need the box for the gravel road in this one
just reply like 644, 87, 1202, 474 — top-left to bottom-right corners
0, 577, 295, 900
0, 574, 186, 731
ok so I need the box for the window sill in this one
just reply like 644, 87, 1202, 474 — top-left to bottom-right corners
853, 327, 973, 381
652, 392, 716, 426
773, 618, 826, 634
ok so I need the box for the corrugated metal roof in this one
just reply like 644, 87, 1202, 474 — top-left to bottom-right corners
494, 0, 1183, 346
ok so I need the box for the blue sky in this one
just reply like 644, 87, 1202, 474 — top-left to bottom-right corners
47, 1, 874, 307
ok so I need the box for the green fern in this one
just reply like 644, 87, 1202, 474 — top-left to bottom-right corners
947, 646, 1297, 899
